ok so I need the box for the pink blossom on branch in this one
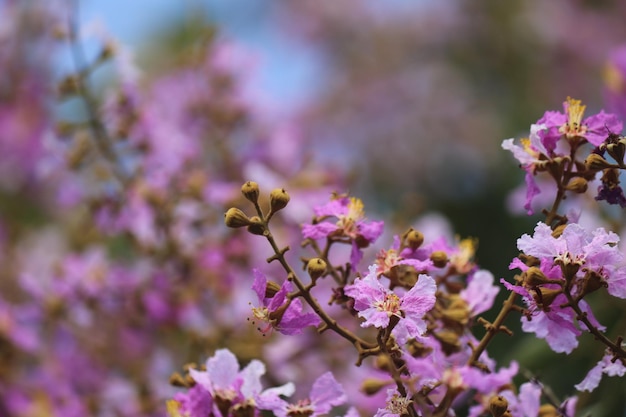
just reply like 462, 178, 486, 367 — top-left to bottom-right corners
250, 269, 321, 335
344, 265, 436, 344
302, 195, 384, 267
256, 371, 346, 417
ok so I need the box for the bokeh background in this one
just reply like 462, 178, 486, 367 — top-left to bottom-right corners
2, 0, 626, 415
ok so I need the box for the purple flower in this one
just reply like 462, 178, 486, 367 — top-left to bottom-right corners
575, 350, 626, 392
186, 348, 294, 416
500, 382, 577, 417
502, 124, 551, 215
302, 195, 384, 266
500, 264, 586, 354
460, 269, 500, 316
375, 236, 434, 279
256, 372, 346, 417
375, 389, 413, 417
344, 265, 436, 344
537, 97, 622, 147
251, 269, 321, 335
169, 385, 213, 417
517, 222, 626, 299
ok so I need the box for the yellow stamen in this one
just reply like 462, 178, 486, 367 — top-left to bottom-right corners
559, 97, 588, 138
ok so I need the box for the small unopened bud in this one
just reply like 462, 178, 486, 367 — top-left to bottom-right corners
241, 181, 260, 204
246, 216, 266, 235
585, 153, 612, 171
579, 269, 607, 297
374, 354, 393, 372
360, 378, 390, 396
538, 404, 559, 417
169, 372, 187, 387
406, 229, 424, 250
565, 177, 588, 193
441, 307, 469, 327
518, 254, 541, 267
430, 251, 448, 268
532, 287, 562, 310
406, 339, 432, 357
488, 395, 509, 417
606, 141, 626, 165
224, 208, 252, 228
551, 224, 567, 238
265, 280, 282, 298
269, 188, 290, 212
306, 258, 327, 280
434, 330, 461, 354
523, 266, 551, 287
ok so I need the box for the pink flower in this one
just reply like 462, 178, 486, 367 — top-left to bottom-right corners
537, 97, 622, 147
502, 124, 550, 215
460, 269, 500, 316
375, 389, 412, 417
251, 269, 321, 335
344, 265, 436, 344
302, 195, 384, 266
518, 222, 626, 299
256, 372, 346, 417
575, 350, 626, 392
186, 348, 294, 416
500, 382, 577, 417
375, 236, 434, 279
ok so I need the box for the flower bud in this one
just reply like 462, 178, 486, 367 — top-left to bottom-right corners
585, 153, 612, 171
430, 251, 448, 268
579, 269, 607, 298
434, 330, 461, 354
532, 287, 562, 310
265, 280, 282, 298
522, 266, 550, 287
518, 253, 540, 267
224, 208, 252, 228
169, 372, 187, 387
441, 306, 469, 327
306, 258, 327, 280
269, 188, 290, 212
606, 141, 626, 165
246, 216, 266, 235
405, 229, 424, 250
360, 378, 389, 395
538, 404, 559, 417
488, 395, 509, 417
241, 181, 260, 204
551, 224, 567, 238
565, 177, 588, 193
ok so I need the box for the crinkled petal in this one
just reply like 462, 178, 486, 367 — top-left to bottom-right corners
461, 270, 500, 316
302, 222, 339, 240
310, 372, 346, 414
584, 111, 623, 146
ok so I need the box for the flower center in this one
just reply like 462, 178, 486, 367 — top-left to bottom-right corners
338, 197, 364, 237
386, 392, 412, 415
376, 249, 401, 276
250, 306, 273, 334
286, 399, 314, 417
375, 293, 401, 315
559, 97, 588, 138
